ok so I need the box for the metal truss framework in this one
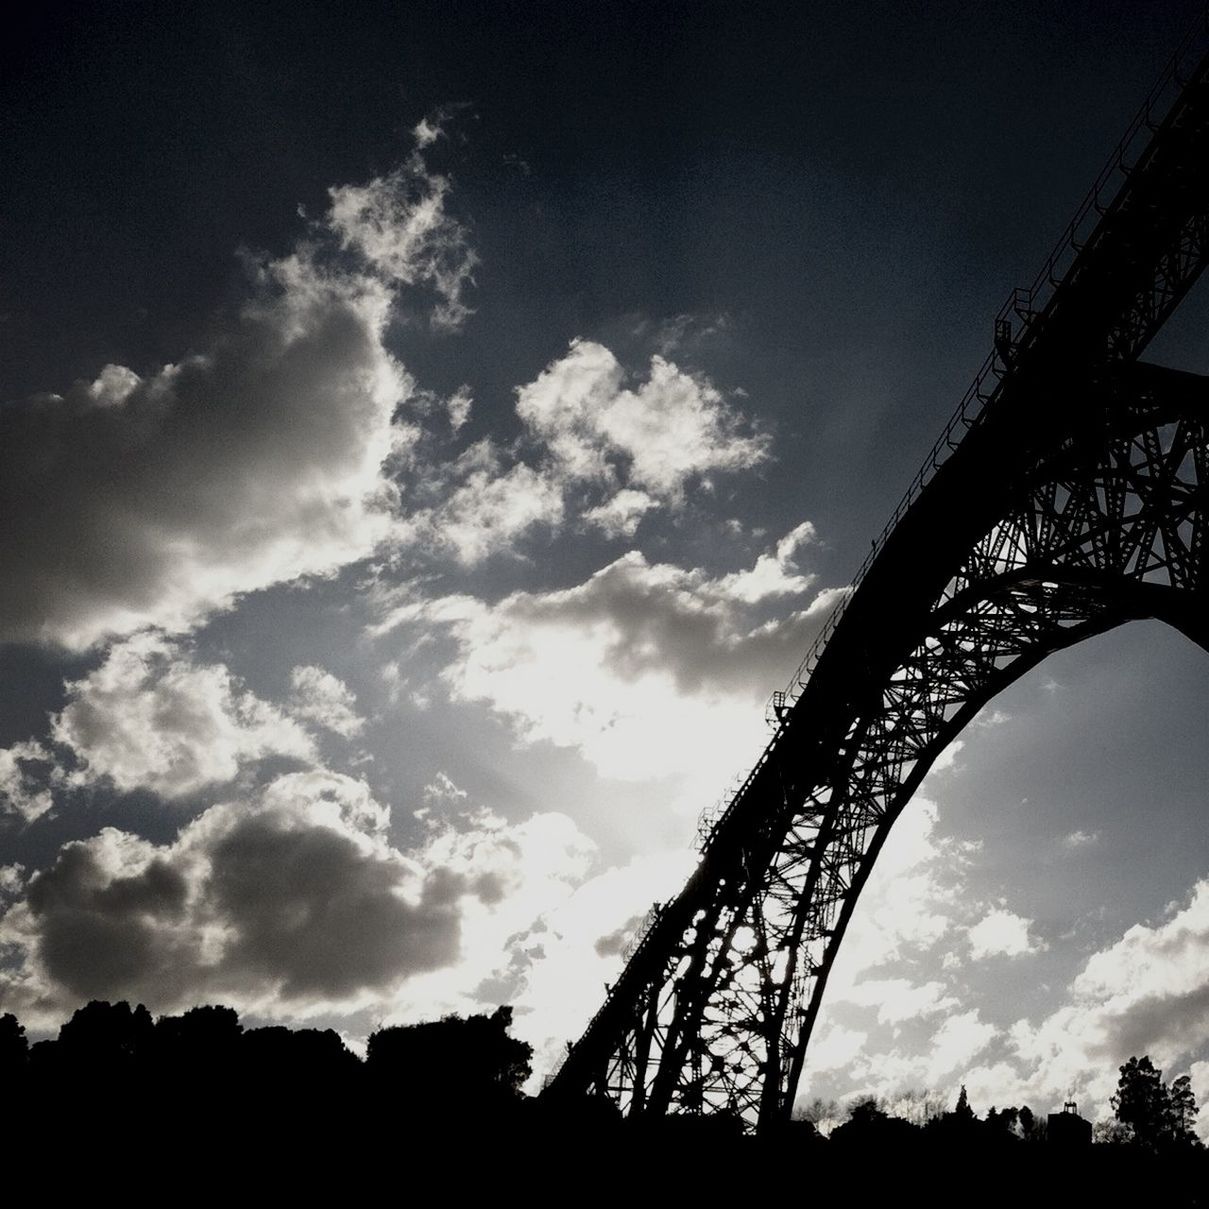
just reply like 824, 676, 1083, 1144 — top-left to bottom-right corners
545, 24, 1209, 1130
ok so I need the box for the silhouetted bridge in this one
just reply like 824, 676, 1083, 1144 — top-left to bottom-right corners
545, 17, 1209, 1131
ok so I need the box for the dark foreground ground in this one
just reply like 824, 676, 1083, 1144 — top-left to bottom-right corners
5, 1090, 1207, 1206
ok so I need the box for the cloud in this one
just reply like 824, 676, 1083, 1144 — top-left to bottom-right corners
390, 343, 771, 566
838, 978, 958, 1028
1070, 880, 1209, 1062
967, 908, 1041, 960
326, 142, 477, 330
0, 742, 55, 823
825, 797, 975, 991
515, 339, 769, 502
0, 132, 470, 650
288, 665, 365, 739
375, 529, 841, 785
51, 633, 314, 799
975, 878, 1209, 1119
513, 847, 697, 1075
1191, 1061, 1209, 1142
806, 1024, 869, 1074
925, 1009, 997, 1083
803, 873, 1209, 1123
797, 798, 1002, 1106
582, 489, 656, 539
1062, 829, 1100, 849
404, 442, 565, 566
422, 772, 468, 805
445, 386, 473, 432
0, 770, 593, 1026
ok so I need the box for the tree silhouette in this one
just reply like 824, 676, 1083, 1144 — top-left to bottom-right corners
1170, 1075, 1199, 1142
366, 1004, 532, 1116
1110, 1055, 1201, 1150
0, 1012, 27, 1071
56, 999, 154, 1071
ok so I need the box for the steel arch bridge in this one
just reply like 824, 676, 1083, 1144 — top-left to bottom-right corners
544, 23, 1209, 1131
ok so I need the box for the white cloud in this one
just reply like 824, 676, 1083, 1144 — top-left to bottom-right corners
384, 339, 771, 566
925, 1009, 998, 1083
515, 339, 769, 502
411, 444, 565, 566
824, 797, 973, 995
52, 633, 314, 799
326, 143, 477, 330
1062, 829, 1100, 849
839, 978, 958, 1027
375, 530, 840, 790
288, 665, 364, 738
806, 1024, 869, 1073
412, 115, 443, 150
989, 878, 1209, 1119
0, 741, 55, 823
582, 489, 656, 539
515, 846, 698, 1077
970, 707, 1011, 728
422, 772, 468, 805
0, 132, 469, 650
446, 386, 473, 432
1190, 1060, 1209, 1142
391, 807, 597, 1027
967, 908, 1040, 960
707, 520, 816, 604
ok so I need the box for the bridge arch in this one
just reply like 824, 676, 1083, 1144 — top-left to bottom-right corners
545, 20, 1209, 1130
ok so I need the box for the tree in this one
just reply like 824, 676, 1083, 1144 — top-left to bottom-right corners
367, 1004, 532, 1115
0, 1013, 27, 1074
1169, 1074, 1199, 1142
883, 1088, 947, 1127
1110, 1055, 1196, 1150
57, 1000, 154, 1068
830, 1095, 919, 1153
796, 1096, 842, 1135
846, 1096, 889, 1127
954, 1084, 975, 1120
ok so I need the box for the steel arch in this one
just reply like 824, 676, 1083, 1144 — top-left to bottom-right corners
545, 20, 1209, 1130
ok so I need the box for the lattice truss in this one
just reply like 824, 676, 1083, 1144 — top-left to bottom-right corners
546, 25, 1209, 1132
594, 397, 1209, 1127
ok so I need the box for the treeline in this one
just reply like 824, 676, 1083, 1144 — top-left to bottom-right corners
2, 1000, 1207, 1201
1, 1000, 533, 1128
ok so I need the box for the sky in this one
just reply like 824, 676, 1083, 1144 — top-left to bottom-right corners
4, 0, 1209, 1129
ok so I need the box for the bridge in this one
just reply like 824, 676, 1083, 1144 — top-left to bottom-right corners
544, 16, 1209, 1132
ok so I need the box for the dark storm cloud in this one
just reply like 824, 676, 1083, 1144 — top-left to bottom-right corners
0, 771, 494, 1017
28, 846, 197, 1003
1101, 983, 1209, 1063
209, 814, 461, 999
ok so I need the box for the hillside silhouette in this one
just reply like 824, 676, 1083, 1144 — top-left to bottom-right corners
2, 1000, 1207, 1202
